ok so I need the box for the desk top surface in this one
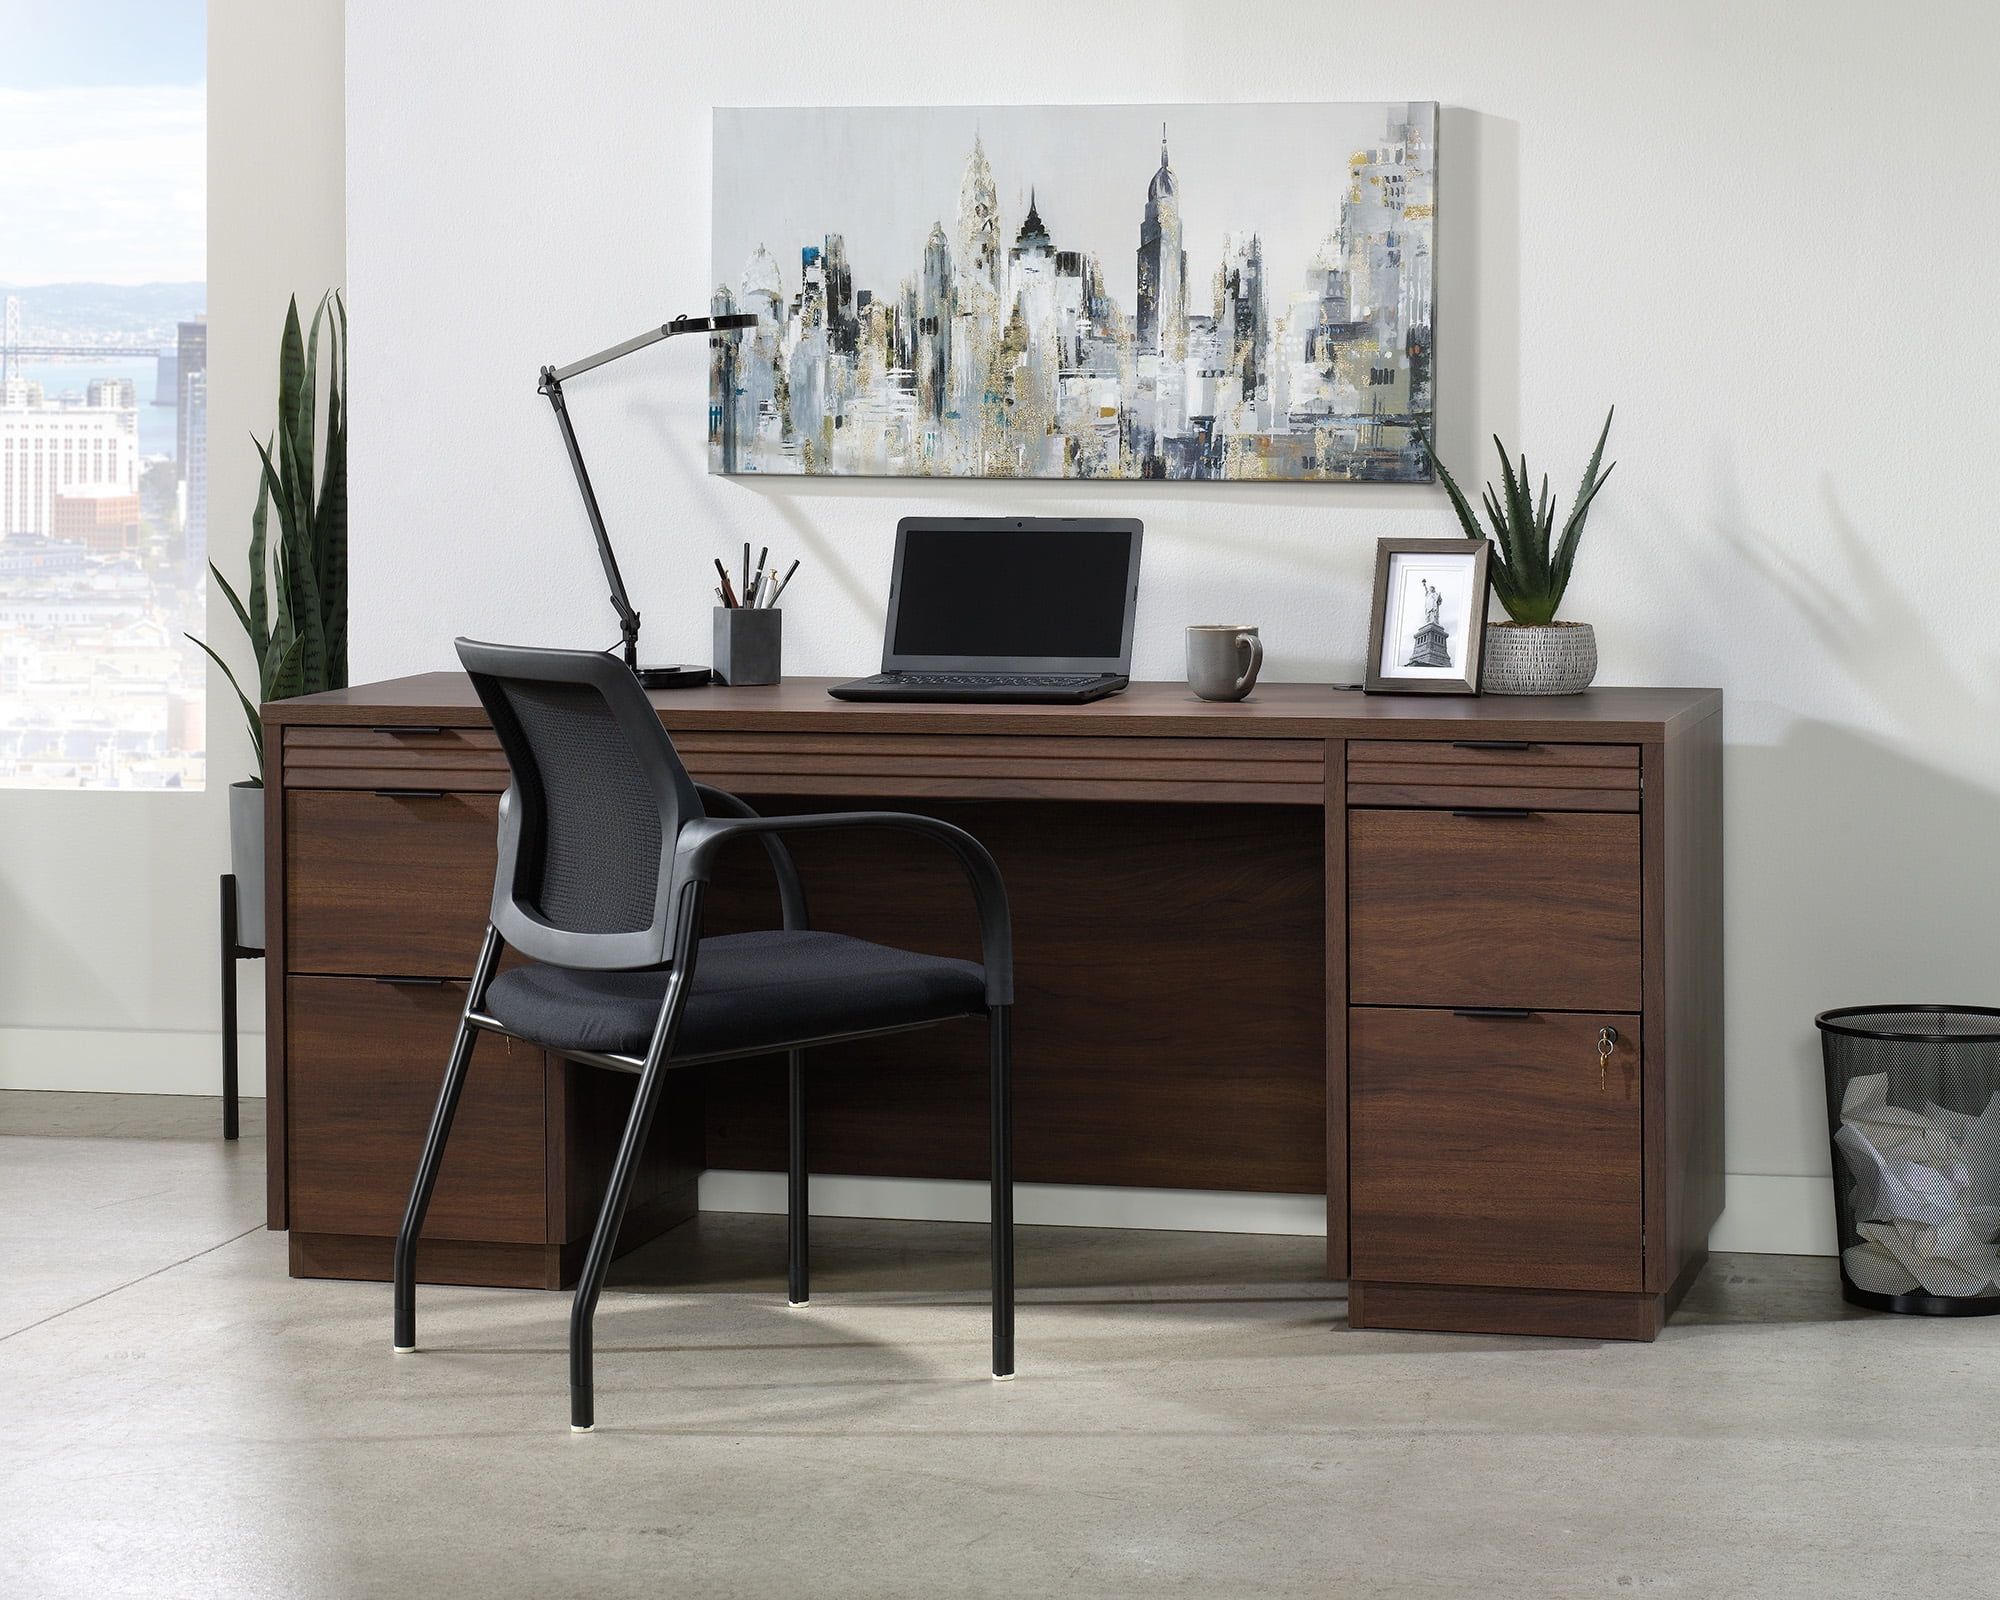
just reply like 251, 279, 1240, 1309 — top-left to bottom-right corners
270, 674, 1720, 742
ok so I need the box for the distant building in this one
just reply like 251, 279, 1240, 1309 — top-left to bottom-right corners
1, 394, 141, 538
88, 378, 137, 409
175, 316, 206, 484
52, 490, 142, 555
182, 370, 208, 566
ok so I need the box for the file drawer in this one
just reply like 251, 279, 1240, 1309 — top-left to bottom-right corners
286, 975, 547, 1243
1350, 1006, 1643, 1292
285, 788, 499, 976
281, 724, 508, 791
1347, 739, 1638, 812
1348, 807, 1642, 1011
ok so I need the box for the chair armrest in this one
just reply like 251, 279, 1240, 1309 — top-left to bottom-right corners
673, 811, 1014, 1006
692, 784, 809, 931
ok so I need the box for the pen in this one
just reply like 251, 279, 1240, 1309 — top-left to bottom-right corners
764, 558, 800, 608
712, 558, 739, 608
744, 570, 762, 608
742, 541, 751, 596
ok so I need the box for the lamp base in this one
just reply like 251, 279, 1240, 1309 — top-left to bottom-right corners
634, 663, 715, 691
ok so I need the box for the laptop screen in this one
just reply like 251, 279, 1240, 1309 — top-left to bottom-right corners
884, 519, 1142, 672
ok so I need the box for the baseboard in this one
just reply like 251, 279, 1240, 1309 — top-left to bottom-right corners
698, 1169, 1329, 1236
0, 1026, 266, 1097
699, 1169, 1843, 1251
1708, 1172, 1837, 1256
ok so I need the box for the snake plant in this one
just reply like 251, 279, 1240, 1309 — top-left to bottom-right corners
1419, 408, 1616, 626
189, 291, 348, 783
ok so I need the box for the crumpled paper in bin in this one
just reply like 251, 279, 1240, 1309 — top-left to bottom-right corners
1836, 1072, 2000, 1298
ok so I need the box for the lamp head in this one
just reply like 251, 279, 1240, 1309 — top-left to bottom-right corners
667, 312, 758, 334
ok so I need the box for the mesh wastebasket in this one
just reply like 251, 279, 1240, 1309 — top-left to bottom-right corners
1816, 1006, 2000, 1315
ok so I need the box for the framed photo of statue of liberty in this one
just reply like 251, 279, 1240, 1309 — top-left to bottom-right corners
1364, 537, 1490, 695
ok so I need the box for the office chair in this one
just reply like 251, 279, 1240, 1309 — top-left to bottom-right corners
394, 640, 1015, 1430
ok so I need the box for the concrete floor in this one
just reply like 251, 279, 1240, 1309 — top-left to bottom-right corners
3, 1095, 1996, 1600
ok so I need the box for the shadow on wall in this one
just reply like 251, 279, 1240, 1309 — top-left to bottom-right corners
1435, 106, 1519, 470
1700, 474, 2000, 1182
1727, 720, 2000, 1179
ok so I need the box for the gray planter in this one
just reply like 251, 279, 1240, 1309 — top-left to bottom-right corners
1481, 621, 1598, 695
229, 780, 265, 949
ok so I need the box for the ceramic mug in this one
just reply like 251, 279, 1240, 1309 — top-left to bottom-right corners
1186, 625, 1264, 702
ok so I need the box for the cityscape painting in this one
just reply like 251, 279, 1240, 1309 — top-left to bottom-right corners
709, 102, 1436, 482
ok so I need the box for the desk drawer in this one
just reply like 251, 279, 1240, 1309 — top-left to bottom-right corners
286, 789, 498, 976
1348, 808, 1642, 1010
287, 976, 547, 1242
1350, 1006, 1643, 1292
671, 731, 1325, 805
282, 725, 507, 791
1348, 739, 1637, 812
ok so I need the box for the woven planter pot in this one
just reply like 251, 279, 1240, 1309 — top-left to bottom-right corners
1481, 621, 1598, 695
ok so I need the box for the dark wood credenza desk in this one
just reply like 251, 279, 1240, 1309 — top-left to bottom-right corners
262, 676, 1722, 1342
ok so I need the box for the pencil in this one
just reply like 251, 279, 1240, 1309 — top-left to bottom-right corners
764, 559, 800, 607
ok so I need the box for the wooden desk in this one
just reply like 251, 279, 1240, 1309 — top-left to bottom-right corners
263, 677, 1722, 1339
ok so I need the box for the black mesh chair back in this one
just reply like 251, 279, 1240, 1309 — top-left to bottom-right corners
456, 638, 704, 970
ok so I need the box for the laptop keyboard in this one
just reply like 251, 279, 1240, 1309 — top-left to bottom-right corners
893, 673, 1101, 688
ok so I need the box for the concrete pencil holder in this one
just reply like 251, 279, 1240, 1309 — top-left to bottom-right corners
713, 606, 782, 686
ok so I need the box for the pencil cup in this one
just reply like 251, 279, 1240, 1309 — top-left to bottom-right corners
713, 606, 782, 686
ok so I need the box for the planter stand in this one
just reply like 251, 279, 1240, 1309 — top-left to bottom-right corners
219, 873, 264, 1141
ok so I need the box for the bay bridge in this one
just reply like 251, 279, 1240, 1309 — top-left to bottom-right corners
1, 296, 179, 391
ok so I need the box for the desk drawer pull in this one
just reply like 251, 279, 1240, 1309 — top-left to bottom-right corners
1452, 1007, 1534, 1019
1450, 740, 1532, 752
372, 787, 448, 799
374, 975, 450, 987
1451, 807, 1533, 819
369, 725, 447, 736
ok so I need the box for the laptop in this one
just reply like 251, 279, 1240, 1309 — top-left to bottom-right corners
830, 516, 1143, 704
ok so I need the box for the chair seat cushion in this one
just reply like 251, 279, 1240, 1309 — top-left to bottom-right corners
482, 930, 986, 1059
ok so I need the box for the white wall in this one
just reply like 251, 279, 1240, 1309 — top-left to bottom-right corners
0, 0, 345, 1098
343, 0, 2000, 1253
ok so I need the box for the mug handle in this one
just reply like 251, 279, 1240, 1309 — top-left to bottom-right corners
1236, 632, 1264, 694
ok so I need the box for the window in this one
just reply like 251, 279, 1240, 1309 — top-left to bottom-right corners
0, 3, 206, 788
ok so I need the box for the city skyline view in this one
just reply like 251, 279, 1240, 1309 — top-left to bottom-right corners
1, 2, 207, 789
710, 102, 1435, 481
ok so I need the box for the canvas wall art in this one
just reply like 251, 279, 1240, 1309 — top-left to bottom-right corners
709, 102, 1436, 482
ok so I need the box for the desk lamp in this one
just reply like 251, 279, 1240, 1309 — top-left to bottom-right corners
537, 312, 757, 688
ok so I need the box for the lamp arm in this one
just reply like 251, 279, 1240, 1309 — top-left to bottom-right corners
538, 365, 642, 667
536, 313, 756, 671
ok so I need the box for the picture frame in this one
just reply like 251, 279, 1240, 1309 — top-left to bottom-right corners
1363, 537, 1491, 695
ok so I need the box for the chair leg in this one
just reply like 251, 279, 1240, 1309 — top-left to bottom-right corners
787, 1048, 809, 1306
569, 970, 691, 1433
393, 927, 500, 1354
392, 1011, 481, 1353
989, 1005, 1014, 1380
219, 875, 239, 1142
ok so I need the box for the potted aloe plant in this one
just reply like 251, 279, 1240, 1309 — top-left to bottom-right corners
1420, 409, 1616, 694
189, 292, 347, 945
